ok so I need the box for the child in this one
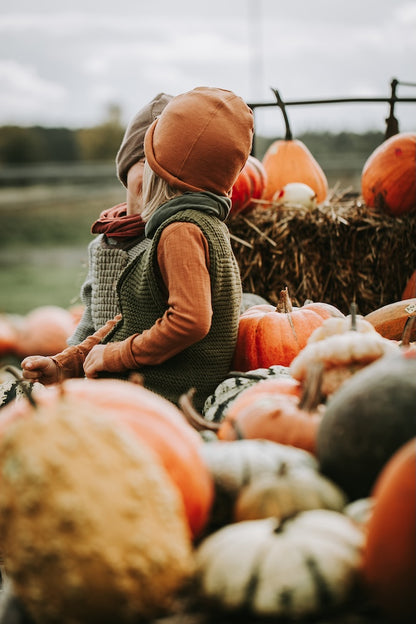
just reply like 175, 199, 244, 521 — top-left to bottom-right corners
22, 87, 254, 411
68, 92, 172, 345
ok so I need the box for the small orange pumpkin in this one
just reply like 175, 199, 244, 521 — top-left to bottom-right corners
261, 90, 328, 204
362, 438, 416, 622
232, 288, 342, 371
216, 363, 324, 455
361, 132, 416, 217
230, 155, 267, 215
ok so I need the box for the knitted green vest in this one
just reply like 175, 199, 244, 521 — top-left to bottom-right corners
104, 207, 242, 411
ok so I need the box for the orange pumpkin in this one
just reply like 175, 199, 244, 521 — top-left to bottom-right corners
361, 132, 416, 217
0, 315, 18, 357
230, 155, 267, 215
14, 305, 77, 358
216, 372, 323, 455
232, 288, 342, 371
261, 90, 328, 204
0, 377, 214, 539
362, 438, 416, 622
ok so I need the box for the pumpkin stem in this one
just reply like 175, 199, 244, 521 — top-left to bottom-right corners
350, 302, 358, 331
4, 365, 37, 408
275, 287, 293, 314
400, 315, 416, 347
298, 361, 324, 412
179, 388, 220, 433
271, 88, 293, 141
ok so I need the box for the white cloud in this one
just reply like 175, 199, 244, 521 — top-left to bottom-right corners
0, 60, 66, 124
0, 0, 415, 131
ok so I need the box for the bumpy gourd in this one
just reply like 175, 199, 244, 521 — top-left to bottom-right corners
0, 396, 194, 623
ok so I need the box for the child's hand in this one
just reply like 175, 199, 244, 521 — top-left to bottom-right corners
21, 356, 60, 385
83, 345, 106, 378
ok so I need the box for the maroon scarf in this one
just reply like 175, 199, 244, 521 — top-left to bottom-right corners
91, 203, 145, 239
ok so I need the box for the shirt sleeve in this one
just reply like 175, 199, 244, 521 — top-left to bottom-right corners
101, 222, 213, 371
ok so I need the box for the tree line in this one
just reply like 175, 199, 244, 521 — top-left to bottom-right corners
0, 119, 385, 166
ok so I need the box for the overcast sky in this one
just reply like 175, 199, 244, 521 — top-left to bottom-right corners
1, 0, 415, 135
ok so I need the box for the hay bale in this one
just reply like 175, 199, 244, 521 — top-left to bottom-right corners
228, 189, 416, 316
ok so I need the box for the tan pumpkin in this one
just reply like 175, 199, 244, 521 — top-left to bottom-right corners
361, 132, 416, 217
261, 90, 328, 204
194, 510, 364, 619
364, 298, 416, 342
234, 466, 348, 523
0, 396, 194, 623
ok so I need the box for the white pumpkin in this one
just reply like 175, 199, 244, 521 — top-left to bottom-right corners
234, 467, 348, 523
195, 510, 364, 619
273, 182, 317, 208
199, 439, 318, 530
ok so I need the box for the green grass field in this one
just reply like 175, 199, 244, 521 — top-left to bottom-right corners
0, 183, 125, 315
0, 166, 362, 316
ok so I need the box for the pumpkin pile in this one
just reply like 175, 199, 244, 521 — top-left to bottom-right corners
227, 126, 416, 316
0, 300, 415, 623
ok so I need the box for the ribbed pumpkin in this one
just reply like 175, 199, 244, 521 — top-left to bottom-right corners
194, 510, 364, 619
198, 438, 318, 530
234, 466, 348, 523
0, 377, 213, 539
230, 155, 267, 215
361, 132, 416, 216
362, 438, 416, 622
232, 288, 342, 371
261, 89, 328, 204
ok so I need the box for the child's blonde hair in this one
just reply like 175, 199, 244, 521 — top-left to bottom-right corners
141, 161, 180, 222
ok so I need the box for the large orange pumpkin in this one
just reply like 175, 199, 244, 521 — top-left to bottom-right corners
361, 132, 416, 217
232, 288, 342, 371
261, 90, 328, 204
362, 438, 416, 622
0, 377, 213, 539
230, 155, 267, 215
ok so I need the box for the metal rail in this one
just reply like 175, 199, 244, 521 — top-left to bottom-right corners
247, 78, 416, 156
